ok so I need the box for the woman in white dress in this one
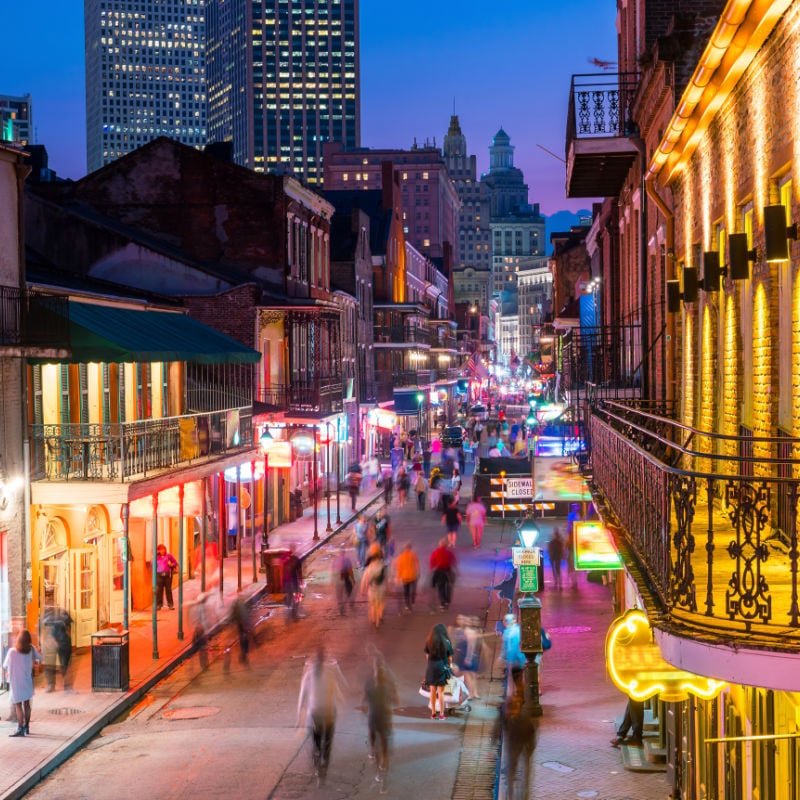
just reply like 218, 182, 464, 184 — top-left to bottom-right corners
3, 630, 42, 737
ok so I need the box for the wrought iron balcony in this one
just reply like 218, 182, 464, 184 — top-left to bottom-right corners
0, 285, 70, 352
256, 381, 343, 417
430, 334, 458, 351
590, 400, 800, 646
565, 73, 641, 198
30, 406, 253, 482
373, 325, 430, 346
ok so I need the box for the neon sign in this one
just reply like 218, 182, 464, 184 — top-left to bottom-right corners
574, 521, 624, 570
606, 610, 727, 702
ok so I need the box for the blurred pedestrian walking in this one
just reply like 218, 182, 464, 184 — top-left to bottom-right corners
283, 547, 304, 622
429, 538, 457, 610
3, 630, 42, 737
334, 546, 356, 615
346, 468, 362, 512
381, 468, 394, 505
297, 646, 347, 785
354, 513, 369, 567
230, 596, 253, 664
493, 692, 537, 800
547, 528, 565, 590
394, 542, 420, 612
424, 623, 454, 720
190, 591, 212, 670
465, 496, 487, 549
501, 613, 527, 696
360, 545, 387, 628
42, 606, 73, 692
442, 496, 463, 549
452, 615, 487, 699
414, 471, 427, 510
363, 656, 398, 793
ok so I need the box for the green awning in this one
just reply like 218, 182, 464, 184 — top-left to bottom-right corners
32, 301, 261, 365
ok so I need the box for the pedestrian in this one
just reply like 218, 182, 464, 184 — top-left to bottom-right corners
190, 591, 212, 670
375, 507, 391, 553
363, 656, 398, 793
429, 467, 442, 511
334, 545, 356, 615
360, 546, 387, 628
422, 440, 432, 476
42, 606, 72, 692
451, 464, 462, 496
354, 514, 369, 567
297, 646, 347, 784
154, 543, 178, 610
3, 630, 42, 737
501, 613, 527, 696
394, 542, 420, 611
610, 698, 645, 748
493, 692, 537, 800
382, 468, 394, 505
397, 467, 410, 505
347, 469, 362, 512
230, 596, 253, 664
547, 528, 565, 590
465, 496, 487, 549
452, 615, 486, 699
424, 623, 454, 720
442, 496, 463, 549
414, 471, 427, 510
282, 547, 304, 621
429, 537, 457, 610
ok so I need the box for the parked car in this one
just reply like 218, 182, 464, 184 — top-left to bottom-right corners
442, 425, 465, 449
469, 403, 488, 421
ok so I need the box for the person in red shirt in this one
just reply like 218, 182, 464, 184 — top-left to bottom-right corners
429, 538, 457, 609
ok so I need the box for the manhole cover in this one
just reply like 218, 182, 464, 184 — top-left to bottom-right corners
49, 707, 83, 716
162, 706, 220, 720
548, 625, 591, 634
542, 761, 575, 774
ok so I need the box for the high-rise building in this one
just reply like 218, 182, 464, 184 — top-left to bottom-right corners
482, 128, 529, 218
84, 0, 207, 172
0, 94, 33, 145
443, 114, 491, 273
207, 0, 360, 186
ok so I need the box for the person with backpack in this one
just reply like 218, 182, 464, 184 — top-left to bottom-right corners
360, 546, 387, 628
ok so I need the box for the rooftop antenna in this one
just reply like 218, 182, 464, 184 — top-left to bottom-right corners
453, 96, 456, 115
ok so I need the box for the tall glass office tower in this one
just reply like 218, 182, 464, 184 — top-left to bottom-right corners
84, 0, 207, 172
207, 0, 360, 186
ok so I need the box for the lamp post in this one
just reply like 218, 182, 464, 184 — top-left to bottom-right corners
325, 422, 332, 533
259, 428, 272, 556
335, 422, 342, 525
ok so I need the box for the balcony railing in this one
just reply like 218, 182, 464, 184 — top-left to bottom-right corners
590, 400, 800, 644
565, 73, 641, 198
373, 325, 429, 345
0, 285, 70, 350
431, 334, 458, 350
30, 407, 253, 482
256, 381, 343, 416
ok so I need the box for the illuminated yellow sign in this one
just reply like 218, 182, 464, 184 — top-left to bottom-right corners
606, 610, 727, 703
574, 521, 623, 571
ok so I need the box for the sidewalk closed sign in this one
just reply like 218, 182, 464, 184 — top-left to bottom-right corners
512, 547, 541, 567
519, 564, 538, 592
503, 477, 532, 498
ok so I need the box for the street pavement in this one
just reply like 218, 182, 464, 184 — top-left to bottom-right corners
15, 473, 670, 800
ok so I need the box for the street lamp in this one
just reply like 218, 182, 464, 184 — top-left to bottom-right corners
324, 421, 333, 533
260, 428, 272, 552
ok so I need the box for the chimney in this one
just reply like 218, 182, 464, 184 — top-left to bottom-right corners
381, 160, 395, 211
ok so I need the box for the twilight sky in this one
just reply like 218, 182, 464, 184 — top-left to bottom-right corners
1, 0, 615, 215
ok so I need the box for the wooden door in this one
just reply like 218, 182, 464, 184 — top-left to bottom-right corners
70, 548, 97, 647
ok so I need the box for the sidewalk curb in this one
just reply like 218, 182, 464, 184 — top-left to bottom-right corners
1, 491, 384, 800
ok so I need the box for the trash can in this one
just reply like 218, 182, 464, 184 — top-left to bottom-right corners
262, 548, 291, 593
91, 629, 130, 692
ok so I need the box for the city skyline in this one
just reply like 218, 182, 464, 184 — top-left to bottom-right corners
0, 0, 615, 213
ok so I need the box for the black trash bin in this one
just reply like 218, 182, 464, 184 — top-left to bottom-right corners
261, 548, 291, 593
91, 629, 130, 692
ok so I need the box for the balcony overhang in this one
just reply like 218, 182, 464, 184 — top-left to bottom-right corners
566, 136, 640, 198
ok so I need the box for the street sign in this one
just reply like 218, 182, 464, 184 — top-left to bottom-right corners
574, 521, 624, 571
512, 546, 541, 567
519, 564, 539, 592
504, 477, 532, 498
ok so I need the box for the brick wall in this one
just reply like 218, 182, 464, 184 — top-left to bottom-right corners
183, 284, 261, 348
669, 2, 800, 478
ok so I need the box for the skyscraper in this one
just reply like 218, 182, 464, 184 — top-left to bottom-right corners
84, 0, 207, 173
207, 0, 360, 186
0, 94, 33, 145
